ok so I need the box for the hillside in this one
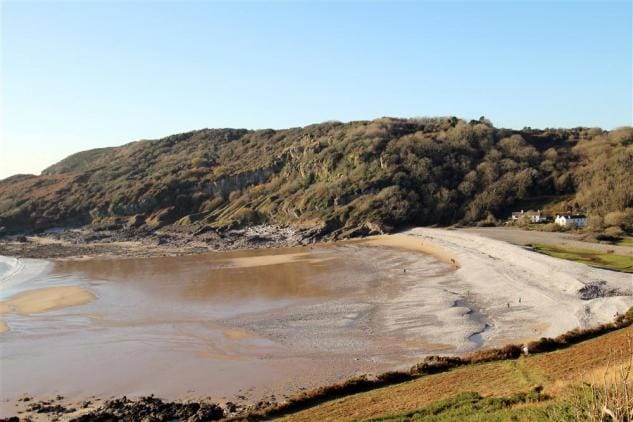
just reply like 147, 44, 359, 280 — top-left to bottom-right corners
276, 322, 633, 421
1, 117, 631, 237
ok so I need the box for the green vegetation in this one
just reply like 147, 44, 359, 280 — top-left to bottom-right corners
0, 117, 631, 237
250, 310, 633, 421
617, 237, 633, 247
532, 243, 633, 273
276, 314, 633, 422
364, 391, 554, 421
366, 358, 633, 422
364, 384, 631, 422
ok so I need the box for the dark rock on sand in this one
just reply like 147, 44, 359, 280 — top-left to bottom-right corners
26, 401, 74, 414
70, 396, 224, 421
579, 280, 631, 300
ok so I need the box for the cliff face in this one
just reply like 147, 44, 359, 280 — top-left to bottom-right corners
0, 117, 631, 236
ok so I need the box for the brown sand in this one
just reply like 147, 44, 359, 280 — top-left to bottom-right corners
223, 328, 256, 340
0, 320, 8, 333
360, 234, 459, 267
222, 252, 326, 268
0, 286, 96, 315
1, 240, 454, 410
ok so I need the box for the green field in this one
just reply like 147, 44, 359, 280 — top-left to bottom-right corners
532, 243, 633, 273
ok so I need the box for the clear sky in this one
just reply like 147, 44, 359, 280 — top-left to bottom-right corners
1, 1, 632, 179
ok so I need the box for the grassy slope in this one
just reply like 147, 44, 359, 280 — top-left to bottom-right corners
278, 325, 633, 421
532, 243, 633, 273
366, 391, 553, 421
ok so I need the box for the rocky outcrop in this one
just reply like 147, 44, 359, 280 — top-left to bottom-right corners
203, 166, 276, 197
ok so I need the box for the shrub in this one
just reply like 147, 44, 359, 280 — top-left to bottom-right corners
2, 119, 632, 235
231, 207, 262, 225
605, 226, 625, 237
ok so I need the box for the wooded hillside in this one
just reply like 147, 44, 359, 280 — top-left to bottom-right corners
1, 117, 631, 237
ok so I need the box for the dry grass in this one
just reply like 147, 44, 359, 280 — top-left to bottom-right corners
551, 339, 633, 421
273, 324, 633, 421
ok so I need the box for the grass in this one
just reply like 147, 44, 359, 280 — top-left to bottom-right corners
364, 391, 552, 421
617, 237, 633, 247
365, 340, 633, 422
245, 309, 633, 421
532, 243, 633, 273
276, 320, 633, 421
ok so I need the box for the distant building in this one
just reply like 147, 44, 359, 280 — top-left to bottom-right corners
510, 210, 526, 221
509, 209, 550, 223
529, 210, 550, 223
554, 214, 587, 227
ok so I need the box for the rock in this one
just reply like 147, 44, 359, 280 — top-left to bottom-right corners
69, 396, 224, 421
126, 215, 146, 228
363, 221, 386, 235
246, 235, 269, 243
146, 207, 178, 228
27, 402, 70, 414
189, 404, 224, 421
578, 281, 629, 300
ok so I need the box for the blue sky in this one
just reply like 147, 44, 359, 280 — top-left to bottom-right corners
1, 1, 632, 178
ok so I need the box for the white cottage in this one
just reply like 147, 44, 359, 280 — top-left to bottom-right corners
529, 210, 549, 223
554, 214, 587, 227
510, 210, 526, 221
509, 209, 549, 223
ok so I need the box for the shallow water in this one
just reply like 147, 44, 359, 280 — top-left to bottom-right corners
0, 241, 476, 413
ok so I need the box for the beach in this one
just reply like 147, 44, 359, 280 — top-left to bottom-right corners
1, 228, 632, 419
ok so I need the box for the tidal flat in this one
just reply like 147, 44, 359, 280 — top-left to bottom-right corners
1, 230, 631, 419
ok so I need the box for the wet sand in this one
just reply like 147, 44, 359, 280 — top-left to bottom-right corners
0, 286, 95, 315
0, 240, 467, 416
2, 230, 631, 418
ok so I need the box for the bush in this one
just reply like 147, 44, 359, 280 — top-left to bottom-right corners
2, 119, 632, 235
605, 226, 625, 237
231, 207, 262, 225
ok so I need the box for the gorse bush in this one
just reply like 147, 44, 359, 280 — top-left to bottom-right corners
0, 117, 631, 235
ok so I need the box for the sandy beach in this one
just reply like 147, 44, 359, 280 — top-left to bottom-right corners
0, 286, 95, 315
401, 228, 633, 342
1, 228, 632, 419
